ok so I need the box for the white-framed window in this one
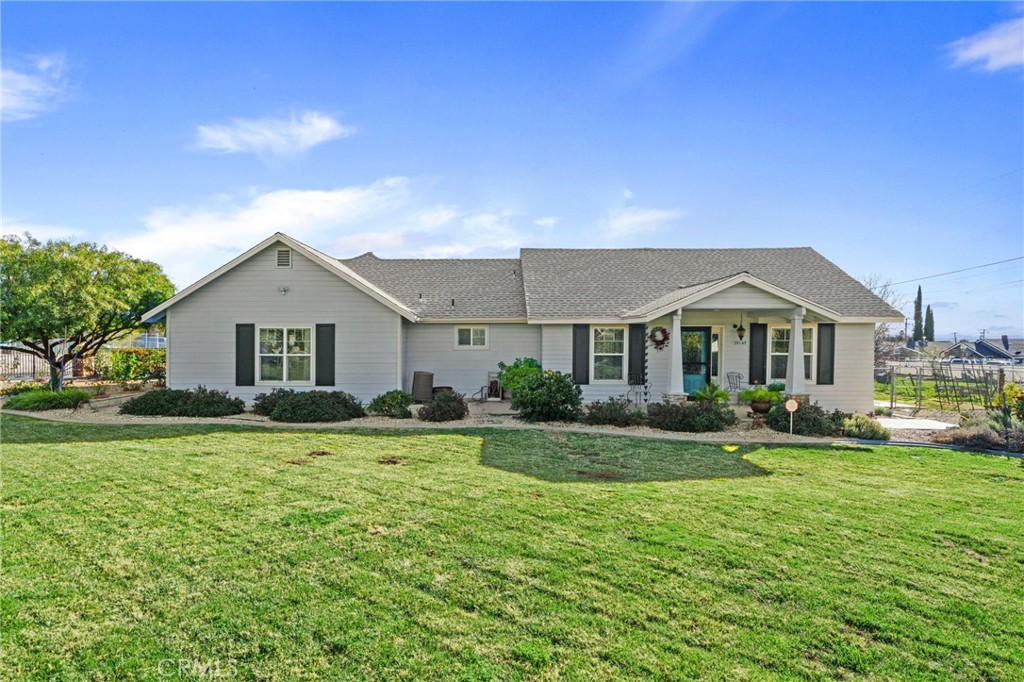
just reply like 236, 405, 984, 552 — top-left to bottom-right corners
768, 326, 814, 383
592, 326, 627, 382
258, 326, 312, 383
454, 325, 489, 350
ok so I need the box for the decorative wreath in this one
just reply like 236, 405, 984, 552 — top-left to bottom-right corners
648, 326, 670, 351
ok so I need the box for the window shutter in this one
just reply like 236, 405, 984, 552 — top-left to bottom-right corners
315, 324, 335, 386
236, 324, 255, 386
628, 324, 646, 384
572, 324, 590, 385
748, 323, 767, 385
817, 323, 835, 385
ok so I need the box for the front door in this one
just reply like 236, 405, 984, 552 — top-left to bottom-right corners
681, 327, 712, 394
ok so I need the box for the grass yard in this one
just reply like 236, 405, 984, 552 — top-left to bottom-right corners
2, 415, 1023, 681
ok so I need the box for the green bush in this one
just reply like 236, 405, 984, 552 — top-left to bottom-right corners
766, 403, 845, 437
510, 370, 582, 422
0, 381, 43, 397
367, 390, 414, 419
584, 397, 646, 427
690, 381, 730, 404
252, 388, 296, 417
497, 357, 542, 395
842, 413, 891, 440
120, 386, 245, 417
739, 385, 783, 404
418, 390, 469, 422
268, 390, 366, 423
99, 348, 166, 385
5, 388, 92, 411
647, 401, 737, 432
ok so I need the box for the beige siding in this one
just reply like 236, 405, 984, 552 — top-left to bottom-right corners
807, 323, 875, 413
403, 323, 541, 396
166, 244, 401, 403
686, 282, 792, 309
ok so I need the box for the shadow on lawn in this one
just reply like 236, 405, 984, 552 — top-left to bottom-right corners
480, 430, 770, 483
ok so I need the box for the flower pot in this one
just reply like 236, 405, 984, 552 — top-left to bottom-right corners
750, 400, 772, 415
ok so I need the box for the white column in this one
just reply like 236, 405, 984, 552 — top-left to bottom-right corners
667, 309, 685, 396
785, 307, 806, 394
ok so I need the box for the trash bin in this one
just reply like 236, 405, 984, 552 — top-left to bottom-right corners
412, 371, 434, 403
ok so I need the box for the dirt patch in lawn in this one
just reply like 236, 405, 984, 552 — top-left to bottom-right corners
574, 469, 625, 481
378, 456, 408, 466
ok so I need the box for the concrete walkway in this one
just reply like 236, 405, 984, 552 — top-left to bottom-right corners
876, 416, 956, 431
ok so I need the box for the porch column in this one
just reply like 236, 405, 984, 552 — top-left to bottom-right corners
667, 308, 686, 397
785, 306, 806, 394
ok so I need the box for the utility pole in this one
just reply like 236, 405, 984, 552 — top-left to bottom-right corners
953, 332, 958, 344
979, 328, 986, 340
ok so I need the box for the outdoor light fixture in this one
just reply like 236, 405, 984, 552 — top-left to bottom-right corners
733, 315, 747, 341
279, 286, 289, 295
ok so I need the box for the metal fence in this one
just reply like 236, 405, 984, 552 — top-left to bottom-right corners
875, 361, 1022, 412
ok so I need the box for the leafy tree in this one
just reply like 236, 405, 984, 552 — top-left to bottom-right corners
924, 304, 935, 342
1, 234, 174, 390
912, 286, 923, 342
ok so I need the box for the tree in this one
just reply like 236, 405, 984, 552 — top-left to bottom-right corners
1, 234, 174, 390
860, 274, 905, 365
924, 305, 935, 342
912, 286, 923, 343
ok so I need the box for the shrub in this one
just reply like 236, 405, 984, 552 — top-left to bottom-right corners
367, 390, 414, 419
739, 385, 783, 404
5, 388, 92, 411
0, 381, 41, 397
252, 388, 297, 416
766, 382, 787, 393
690, 381, 730, 404
99, 348, 166, 386
842, 413, 891, 440
766, 402, 845, 437
510, 370, 582, 422
418, 390, 469, 422
932, 426, 1011, 452
648, 401, 737, 432
1004, 383, 1024, 420
584, 397, 646, 427
268, 390, 366, 423
120, 386, 245, 417
872, 406, 893, 417
497, 357, 542, 395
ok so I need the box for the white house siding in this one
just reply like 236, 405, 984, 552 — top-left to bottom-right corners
685, 283, 792, 310
166, 244, 401, 403
403, 323, 541, 397
539, 324, 642, 402
806, 323, 875, 413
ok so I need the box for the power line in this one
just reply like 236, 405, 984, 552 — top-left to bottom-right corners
889, 257, 1024, 286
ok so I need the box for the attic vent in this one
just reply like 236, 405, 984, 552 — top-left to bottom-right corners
276, 248, 292, 269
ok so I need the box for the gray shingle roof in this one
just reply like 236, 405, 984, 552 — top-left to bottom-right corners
518, 247, 902, 319
341, 253, 526, 319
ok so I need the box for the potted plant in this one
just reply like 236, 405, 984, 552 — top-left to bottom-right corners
739, 384, 783, 414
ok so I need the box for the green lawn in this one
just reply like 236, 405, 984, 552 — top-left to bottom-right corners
2, 415, 1023, 681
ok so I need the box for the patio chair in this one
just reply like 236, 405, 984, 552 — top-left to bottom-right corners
726, 372, 744, 403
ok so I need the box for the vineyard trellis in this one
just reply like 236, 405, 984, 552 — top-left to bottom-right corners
876, 362, 1020, 413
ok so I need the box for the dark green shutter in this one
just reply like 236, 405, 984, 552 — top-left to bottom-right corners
315, 324, 335, 386
628, 324, 646, 384
749, 323, 767, 385
236, 324, 255, 386
817, 323, 835, 385
572, 324, 590, 385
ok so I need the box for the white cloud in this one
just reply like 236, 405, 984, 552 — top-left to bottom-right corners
0, 217, 78, 242
948, 17, 1024, 71
623, 189, 635, 200
112, 177, 410, 285
194, 110, 354, 156
1, 54, 67, 122
605, 206, 684, 239
533, 216, 560, 228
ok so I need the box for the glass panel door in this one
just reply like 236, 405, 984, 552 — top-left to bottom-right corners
680, 327, 711, 394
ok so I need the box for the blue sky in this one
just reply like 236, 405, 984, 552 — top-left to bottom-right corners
3, 2, 1022, 339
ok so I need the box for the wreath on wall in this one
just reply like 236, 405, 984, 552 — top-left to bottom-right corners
648, 326, 670, 351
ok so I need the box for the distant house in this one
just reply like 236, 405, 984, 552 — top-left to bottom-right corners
141, 233, 903, 413
945, 337, 1022, 363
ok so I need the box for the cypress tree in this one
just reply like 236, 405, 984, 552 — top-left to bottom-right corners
913, 286, 923, 342
924, 305, 934, 342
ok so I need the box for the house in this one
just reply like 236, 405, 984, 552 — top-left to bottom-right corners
141, 233, 903, 413
945, 337, 1023, 364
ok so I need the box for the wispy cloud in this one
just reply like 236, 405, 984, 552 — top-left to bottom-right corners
948, 17, 1024, 71
605, 206, 684, 239
1, 217, 78, 241
1, 54, 68, 122
533, 216, 560, 228
194, 110, 354, 156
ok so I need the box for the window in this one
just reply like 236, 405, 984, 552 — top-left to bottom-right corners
455, 325, 488, 350
258, 327, 312, 382
276, 248, 292, 268
769, 326, 814, 383
592, 326, 627, 381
